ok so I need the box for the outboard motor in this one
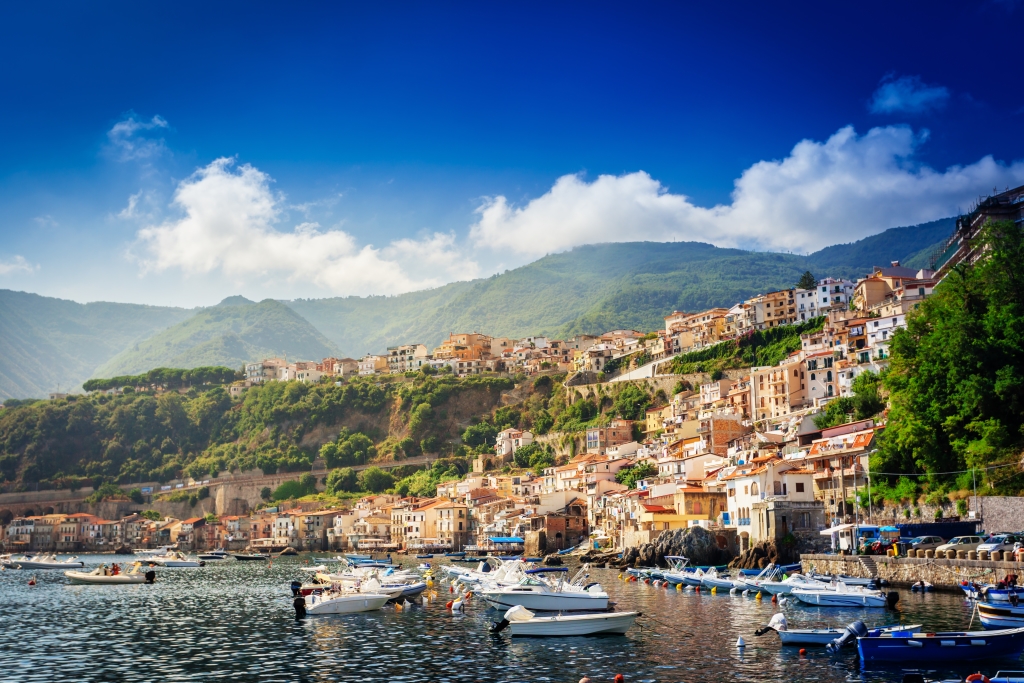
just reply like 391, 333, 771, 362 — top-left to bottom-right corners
886, 591, 900, 608
826, 620, 867, 653
144, 570, 156, 584
489, 619, 510, 633
290, 580, 302, 597
293, 595, 307, 618
1010, 592, 1020, 607
867, 578, 880, 590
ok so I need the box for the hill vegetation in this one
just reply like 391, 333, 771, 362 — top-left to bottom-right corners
93, 298, 340, 378
288, 219, 954, 355
665, 317, 825, 376
0, 218, 953, 399
0, 289, 191, 401
876, 219, 1024, 501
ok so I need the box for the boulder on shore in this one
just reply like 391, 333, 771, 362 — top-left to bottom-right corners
728, 539, 798, 569
616, 526, 732, 568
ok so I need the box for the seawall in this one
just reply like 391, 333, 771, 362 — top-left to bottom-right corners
801, 553, 1023, 592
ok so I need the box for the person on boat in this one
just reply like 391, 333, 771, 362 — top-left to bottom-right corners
111, 564, 120, 576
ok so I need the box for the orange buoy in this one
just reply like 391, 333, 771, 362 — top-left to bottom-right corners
450, 586, 454, 593
28, 578, 36, 586
799, 648, 806, 656
445, 600, 454, 610
771, 594, 778, 603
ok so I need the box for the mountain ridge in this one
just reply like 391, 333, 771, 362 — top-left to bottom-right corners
0, 217, 956, 399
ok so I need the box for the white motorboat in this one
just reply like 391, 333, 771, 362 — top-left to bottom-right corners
758, 573, 831, 595
9, 554, 85, 569
699, 568, 740, 591
300, 589, 391, 615
65, 563, 156, 585
492, 605, 638, 636
147, 551, 203, 567
754, 613, 921, 645
478, 567, 609, 612
198, 549, 231, 561
732, 564, 782, 592
791, 583, 896, 608
134, 545, 176, 558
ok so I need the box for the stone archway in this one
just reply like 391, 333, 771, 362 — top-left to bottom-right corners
0, 509, 13, 525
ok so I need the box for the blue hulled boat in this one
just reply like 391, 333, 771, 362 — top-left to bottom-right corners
981, 603, 1024, 629
856, 626, 1024, 662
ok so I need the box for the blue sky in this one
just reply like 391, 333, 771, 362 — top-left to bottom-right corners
1, 1, 1023, 307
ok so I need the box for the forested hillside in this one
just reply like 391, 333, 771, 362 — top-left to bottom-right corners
0, 218, 954, 398
0, 290, 191, 401
290, 217, 954, 355
94, 298, 341, 378
877, 219, 1024, 500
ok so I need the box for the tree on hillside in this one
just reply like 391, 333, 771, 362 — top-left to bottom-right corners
359, 466, 395, 493
879, 220, 1024, 492
614, 384, 651, 421
797, 271, 817, 290
326, 467, 357, 494
615, 461, 657, 489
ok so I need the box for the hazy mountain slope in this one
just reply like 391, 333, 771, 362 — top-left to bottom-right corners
289, 217, 956, 355
94, 299, 341, 377
806, 217, 955, 277
0, 290, 192, 400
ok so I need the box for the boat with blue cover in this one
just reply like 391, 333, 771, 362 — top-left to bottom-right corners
445, 551, 467, 557
842, 622, 1024, 662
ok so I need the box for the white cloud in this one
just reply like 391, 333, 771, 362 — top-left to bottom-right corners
134, 158, 475, 295
869, 75, 950, 114
107, 114, 169, 161
471, 125, 1024, 255
33, 215, 58, 228
0, 255, 37, 276
118, 191, 144, 219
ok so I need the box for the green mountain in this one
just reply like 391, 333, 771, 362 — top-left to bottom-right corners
94, 298, 341, 377
0, 217, 955, 399
0, 290, 191, 401
289, 218, 955, 355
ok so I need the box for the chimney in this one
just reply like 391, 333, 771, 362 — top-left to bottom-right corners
891, 260, 900, 267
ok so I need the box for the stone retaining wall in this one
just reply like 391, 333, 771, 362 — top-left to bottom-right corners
801, 553, 1024, 591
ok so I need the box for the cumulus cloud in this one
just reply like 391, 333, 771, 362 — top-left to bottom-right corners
0, 255, 37, 276
471, 125, 1024, 255
107, 114, 169, 161
134, 158, 475, 295
869, 75, 950, 114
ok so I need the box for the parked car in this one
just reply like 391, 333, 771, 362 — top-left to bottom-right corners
935, 536, 987, 554
978, 534, 1022, 554
904, 535, 946, 552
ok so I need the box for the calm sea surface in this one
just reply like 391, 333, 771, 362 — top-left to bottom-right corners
0, 555, 1003, 683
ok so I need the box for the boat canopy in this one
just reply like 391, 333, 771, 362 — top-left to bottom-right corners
489, 537, 525, 543
819, 523, 857, 535
525, 567, 569, 574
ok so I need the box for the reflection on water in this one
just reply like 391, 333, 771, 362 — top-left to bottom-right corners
0, 557, 1001, 682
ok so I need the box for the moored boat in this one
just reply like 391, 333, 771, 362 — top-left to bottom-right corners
853, 625, 1024, 662
490, 605, 638, 636
981, 603, 1024, 629
299, 590, 392, 615
9, 554, 85, 569
148, 551, 204, 567
755, 613, 921, 645
233, 553, 268, 561
65, 563, 156, 585
478, 567, 609, 612
198, 549, 231, 561
791, 583, 897, 608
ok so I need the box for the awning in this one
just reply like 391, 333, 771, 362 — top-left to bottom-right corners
488, 536, 525, 543
819, 524, 857, 535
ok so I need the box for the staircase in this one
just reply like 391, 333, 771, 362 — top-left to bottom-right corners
857, 555, 879, 578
